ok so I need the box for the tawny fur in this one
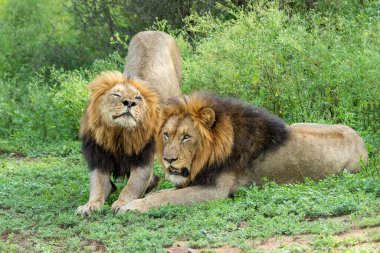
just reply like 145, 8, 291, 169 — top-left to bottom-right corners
80, 72, 158, 156
248, 123, 368, 185
156, 94, 235, 183
120, 92, 368, 213
76, 31, 182, 216
124, 31, 182, 101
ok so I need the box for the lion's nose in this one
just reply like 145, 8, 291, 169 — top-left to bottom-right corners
122, 99, 137, 107
164, 157, 178, 164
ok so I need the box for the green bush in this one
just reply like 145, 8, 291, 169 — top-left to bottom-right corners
51, 52, 125, 138
0, 0, 84, 74
181, 1, 380, 139
0, 1, 379, 155
0, 53, 124, 155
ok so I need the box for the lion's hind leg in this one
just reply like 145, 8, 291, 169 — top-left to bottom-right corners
76, 169, 112, 217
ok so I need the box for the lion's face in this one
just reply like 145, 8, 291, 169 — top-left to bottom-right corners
100, 83, 147, 128
156, 94, 234, 187
81, 71, 159, 155
161, 116, 202, 186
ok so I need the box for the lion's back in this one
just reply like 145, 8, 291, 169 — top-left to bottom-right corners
124, 31, 181, 101
290, 123, 367, 171
249, 123, 368, 185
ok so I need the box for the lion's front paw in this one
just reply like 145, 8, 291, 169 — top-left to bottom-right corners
111, 199, 132, 213
75, 201, 103, 217
117, 199, 150, 213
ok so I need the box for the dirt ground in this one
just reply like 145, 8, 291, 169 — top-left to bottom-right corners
166, 225, 380, 253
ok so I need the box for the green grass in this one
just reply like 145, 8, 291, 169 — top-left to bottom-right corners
0, 152, 379, 252
0, 2, 379, 252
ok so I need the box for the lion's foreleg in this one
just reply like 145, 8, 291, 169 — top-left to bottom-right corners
119, 172, 236, 212
111, 162, 153, 213
118, 185, 228, 213
76, 169, 112, 216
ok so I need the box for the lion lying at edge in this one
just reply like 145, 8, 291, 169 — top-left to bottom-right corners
120, 91, 368, 212
76, 31, 182, 216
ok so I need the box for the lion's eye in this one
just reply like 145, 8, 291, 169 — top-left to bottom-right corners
183, 134, 191, 141
135, 95, 142, 100
111, 93, 121, 97
163, 132, 169, 140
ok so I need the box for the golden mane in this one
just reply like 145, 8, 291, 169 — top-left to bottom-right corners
156, 92, 234, 182
80, 71, 159, 156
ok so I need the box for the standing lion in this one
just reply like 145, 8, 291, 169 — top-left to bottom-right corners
118, 91, 368, 212
76, 31, 182, 216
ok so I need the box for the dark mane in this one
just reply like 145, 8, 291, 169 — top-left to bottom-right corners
79, 71, 158, 179
81, 135, 155, 178
189, 92, 290, 185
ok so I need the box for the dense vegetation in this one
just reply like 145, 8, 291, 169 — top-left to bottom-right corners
0, 0, 379, 252
0, 0, 379, 155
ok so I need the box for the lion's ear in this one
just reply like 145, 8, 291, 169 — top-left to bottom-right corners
200, 108, 215, 128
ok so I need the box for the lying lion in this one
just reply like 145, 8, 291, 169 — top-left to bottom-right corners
120, 91, 368, 212
76, 31, 182, 216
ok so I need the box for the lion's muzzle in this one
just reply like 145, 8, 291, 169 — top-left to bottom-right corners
169, 167, 189, 177
112, 110, 133, 119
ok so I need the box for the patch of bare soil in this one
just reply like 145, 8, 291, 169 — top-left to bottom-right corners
81, 239, 106, 252
252, 235, 313, 252
0, 232, 34, 250
166, 241, 241, 253
345, 242, 380, 252
252, 225, 380, 252
167, 223, 380, 252
332, 226, 380, 252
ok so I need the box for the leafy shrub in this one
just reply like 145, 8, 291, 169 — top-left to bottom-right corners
0, 0, 87, 74
182, 2, 380, 140
0, 53, 124, 155
1, 1, 379, 154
